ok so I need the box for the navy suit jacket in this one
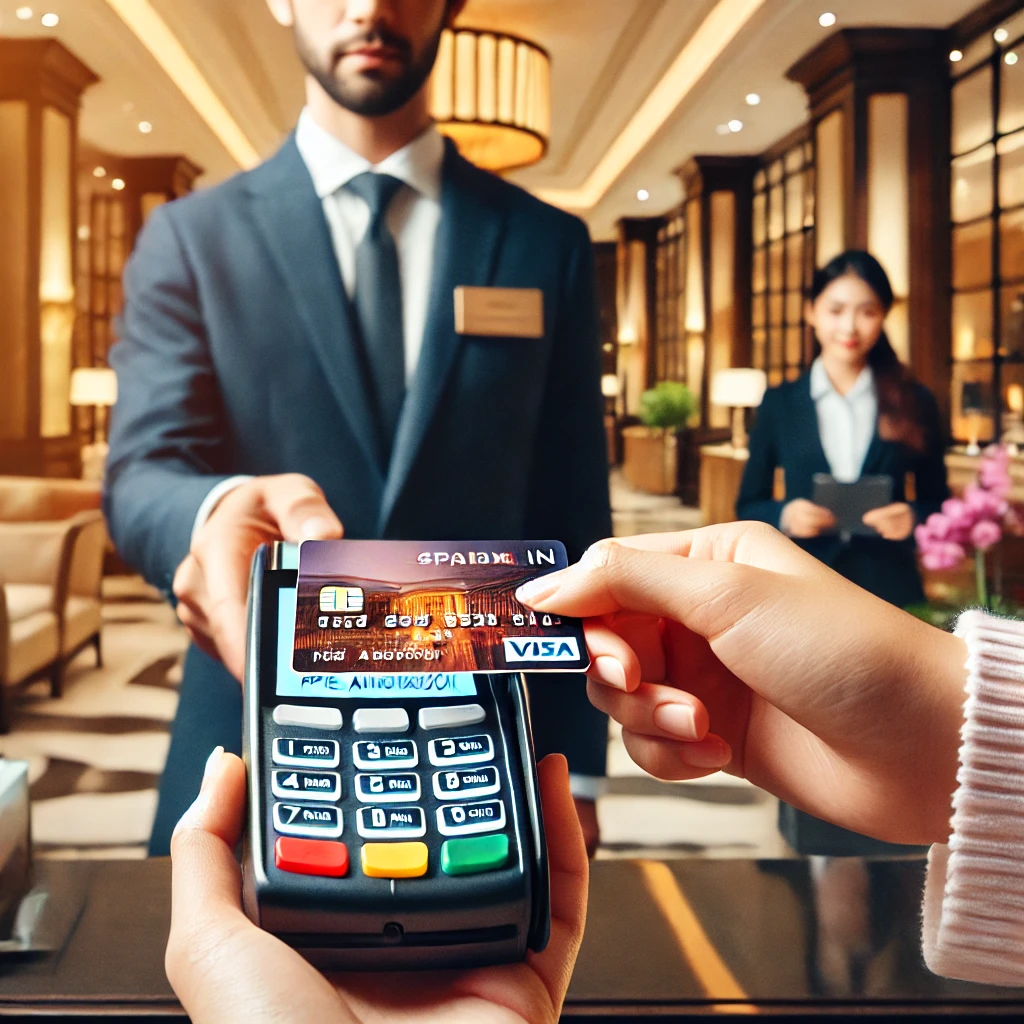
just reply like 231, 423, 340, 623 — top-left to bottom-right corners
736, 373, 949, 608
104, 135, 611, 851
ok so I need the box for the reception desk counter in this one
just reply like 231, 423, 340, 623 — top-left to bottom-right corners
1, 857, 1022, 1019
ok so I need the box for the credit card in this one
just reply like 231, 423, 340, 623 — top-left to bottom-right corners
293, 540, 589, 674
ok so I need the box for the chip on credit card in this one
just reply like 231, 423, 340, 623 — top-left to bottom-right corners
293, 540, 589, 674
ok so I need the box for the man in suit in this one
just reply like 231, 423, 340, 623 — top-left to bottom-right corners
104, 0, 611, 855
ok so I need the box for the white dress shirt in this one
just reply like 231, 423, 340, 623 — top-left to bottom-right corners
192, 111, 445, 543
809, 357, 877, 483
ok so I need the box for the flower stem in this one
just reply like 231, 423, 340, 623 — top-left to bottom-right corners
976, 547, 989, 609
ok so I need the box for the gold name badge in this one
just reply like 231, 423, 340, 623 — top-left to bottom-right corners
454, 286, 544, 338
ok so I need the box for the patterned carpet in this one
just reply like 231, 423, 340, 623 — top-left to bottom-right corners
0, 577, 185, 859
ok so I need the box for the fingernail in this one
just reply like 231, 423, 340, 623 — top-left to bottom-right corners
200, 745, 224, 793
653, 703, 698, 739
592, 655, 628, 690
679, 736, 732, 769
299, 516, 336, 540
516, 574, 560, 606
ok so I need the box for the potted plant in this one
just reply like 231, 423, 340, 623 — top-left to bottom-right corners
621, 381, 697, 495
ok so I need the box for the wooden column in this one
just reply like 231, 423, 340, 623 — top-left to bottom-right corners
615, 217, 660, 416
0, 40, 97, 477
675, 156, 757, 427
787, 28, 952, 423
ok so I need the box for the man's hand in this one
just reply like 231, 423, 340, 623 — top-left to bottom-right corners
516, 523, 968, 847
780, 498, 836, 538
166, 750, 587, 1024
172, 474, 342, 680
862, 502, 915, 541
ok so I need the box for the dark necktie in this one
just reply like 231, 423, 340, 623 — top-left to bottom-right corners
344, 171, 406, 460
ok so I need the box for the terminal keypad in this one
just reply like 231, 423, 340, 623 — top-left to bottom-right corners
268, 702, 510, 879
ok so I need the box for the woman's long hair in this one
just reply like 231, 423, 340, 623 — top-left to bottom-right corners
810, 250, 929, 454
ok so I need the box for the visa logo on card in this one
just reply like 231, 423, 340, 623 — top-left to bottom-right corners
503, 637, 581, 662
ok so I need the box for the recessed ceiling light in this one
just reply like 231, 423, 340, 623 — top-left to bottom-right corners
818, 12, 837, 28
138, 121, 153, 134
92, 166, 106, 178
745, 92, 761, 106
111, 178, 126, 191
637, 189, 650, 201
995, 28, 1010, 43
728, 119, 744, 133
716, 123, 731, 135
1007, 52, 1019, 66
15, 7, 32, 20
949, 49, 964, 62
40, 12, 58, 27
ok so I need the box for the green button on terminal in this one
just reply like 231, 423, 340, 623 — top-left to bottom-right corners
440, 834, 509, 875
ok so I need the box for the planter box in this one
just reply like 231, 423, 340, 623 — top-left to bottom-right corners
621, 426, 678, 495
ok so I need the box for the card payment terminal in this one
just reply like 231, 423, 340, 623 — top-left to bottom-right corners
241, 542, 550, 969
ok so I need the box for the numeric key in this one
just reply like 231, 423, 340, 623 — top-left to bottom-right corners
432, 765, 500, 800
428, 734, 493, 766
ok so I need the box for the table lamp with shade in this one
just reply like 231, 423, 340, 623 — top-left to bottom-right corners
70, 367, 118, 480
710, 368, 767, 454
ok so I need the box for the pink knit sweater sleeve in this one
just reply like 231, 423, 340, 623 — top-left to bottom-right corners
922, 609, 1024, 986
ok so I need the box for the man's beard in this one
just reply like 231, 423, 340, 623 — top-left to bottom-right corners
294, 20, 446, 118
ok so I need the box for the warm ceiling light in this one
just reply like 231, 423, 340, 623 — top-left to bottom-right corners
138, 120, 153, 134
716, 123, 731, 135
995, 28, 1010, 43
534, 0, 769, 210
428, 28, 550, 172
818, 12, 836, 28
40, 12, 58, 27
101, 0, 260, 169
637, 189, 650, 201
728, 119, 744, 132
1007, 52, 1019, 66
745, 92, 761, 105
111, 178, 126, 191
15, 7, 33, 20
950, 49, 964, 62
92, 166, 106, 178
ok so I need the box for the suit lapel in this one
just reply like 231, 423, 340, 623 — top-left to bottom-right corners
378, 145, 507, 531
796, 375, 832, 474
246, 137, 384, 481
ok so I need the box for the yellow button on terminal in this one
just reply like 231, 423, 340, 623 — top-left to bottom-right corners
360, 841, 429, 878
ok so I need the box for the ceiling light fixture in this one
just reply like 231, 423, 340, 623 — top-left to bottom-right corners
818, 12, 836, 28
1007, 52, 1019, 66
15, 7, 33, 20
429, 28, 550, 172
92, 166, 106, 178
728, 119, 744, 132
716, 123, 731, 135
745, 92, 761, 105
995, 28, 1009, 43
637, 189, 650, 201
138, 120, 153, 134
111, 178, 126, 191
950, 49, 964, 62
40, 12, 58, 27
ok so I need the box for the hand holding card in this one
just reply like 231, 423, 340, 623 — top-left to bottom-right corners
293, 540, 590, 674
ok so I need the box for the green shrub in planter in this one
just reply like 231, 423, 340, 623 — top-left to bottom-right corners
639, 381, 697, 431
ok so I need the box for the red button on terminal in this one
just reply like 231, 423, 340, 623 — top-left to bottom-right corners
275, 836, 349, 877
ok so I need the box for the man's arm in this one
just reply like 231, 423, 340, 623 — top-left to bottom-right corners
524, 218, 612, 555
103, 204, 232, 594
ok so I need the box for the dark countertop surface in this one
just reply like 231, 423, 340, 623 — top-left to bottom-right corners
0, 857, 1022, 1019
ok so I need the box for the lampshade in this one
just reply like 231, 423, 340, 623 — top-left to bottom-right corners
601, 374, 621, 398
429, 28, 550, 173
69, 367, 118, 407
711, 368, 767, 409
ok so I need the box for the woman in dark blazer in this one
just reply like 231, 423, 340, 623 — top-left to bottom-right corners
737, 250, 949, 855
738, 250, 949, 610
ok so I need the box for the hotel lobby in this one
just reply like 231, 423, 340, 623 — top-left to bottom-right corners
2, 0, 1024, 1017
